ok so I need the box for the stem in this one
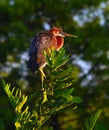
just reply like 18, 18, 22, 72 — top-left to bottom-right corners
39, 68, 48, 104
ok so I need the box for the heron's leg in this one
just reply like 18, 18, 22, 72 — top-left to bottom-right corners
39, 67, 46, 88
39, 67, 47, 103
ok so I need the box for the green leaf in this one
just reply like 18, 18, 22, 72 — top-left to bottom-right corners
1, 79, 34, 129
47, 127, 53, 130
86, 109, 103, 130
43, 50, 52, 66
71, 96, 83, 103
45, 48, 69, 70
1, 79, 6, 88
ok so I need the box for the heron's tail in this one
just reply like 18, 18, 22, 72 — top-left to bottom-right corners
27, 56, 39, 74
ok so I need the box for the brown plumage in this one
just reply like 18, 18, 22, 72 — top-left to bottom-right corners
28, 26, 77, 74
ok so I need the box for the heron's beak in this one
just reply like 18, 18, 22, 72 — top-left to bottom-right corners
61, 31, 78, 38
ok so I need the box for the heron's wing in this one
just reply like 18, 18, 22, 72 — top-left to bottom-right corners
27, 36, 40, 73
27, 31, 53, 73
29, 31, 53, 56
37, 32, 53, 51
29, 37, 39, 57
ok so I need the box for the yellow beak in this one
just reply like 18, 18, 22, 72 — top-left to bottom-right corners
61, 31, 78, 38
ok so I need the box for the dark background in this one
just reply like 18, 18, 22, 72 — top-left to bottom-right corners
0, 0, 109, 129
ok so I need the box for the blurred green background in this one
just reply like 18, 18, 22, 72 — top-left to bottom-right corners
0, 0, 109, 129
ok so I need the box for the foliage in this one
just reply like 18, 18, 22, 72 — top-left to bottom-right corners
86, 109, 102, 130
1, 48, 82, 129
1, 80, 34, 130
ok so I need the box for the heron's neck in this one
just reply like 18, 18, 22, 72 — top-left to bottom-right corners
55, 36, 64, 51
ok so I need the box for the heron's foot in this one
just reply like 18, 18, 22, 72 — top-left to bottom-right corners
42, 89, 48, 104
39, 67, 46, 78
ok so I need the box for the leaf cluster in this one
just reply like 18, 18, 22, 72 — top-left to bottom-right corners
1, 80, 35, 130
1, 48, 82, 130
43, 48, 81, 106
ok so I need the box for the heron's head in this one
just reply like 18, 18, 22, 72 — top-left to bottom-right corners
50, 26, 77, 38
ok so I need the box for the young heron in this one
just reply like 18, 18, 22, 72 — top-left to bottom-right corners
28, 26, 77, 85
